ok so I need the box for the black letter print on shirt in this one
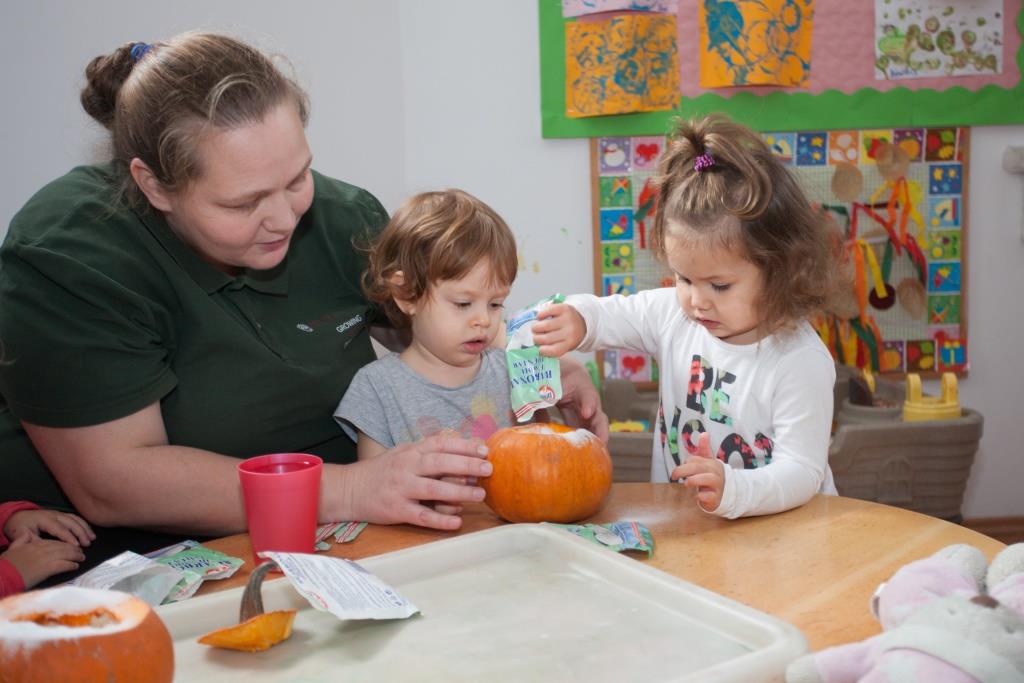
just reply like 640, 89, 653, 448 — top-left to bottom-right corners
716, 431, 774, 469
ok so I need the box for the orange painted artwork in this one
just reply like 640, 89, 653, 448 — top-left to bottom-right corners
565, 14, 680, 117
699, 0, 815, 88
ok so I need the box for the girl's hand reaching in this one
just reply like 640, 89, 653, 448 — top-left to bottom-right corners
2, 534, 86, 589
670, 432, 726, 512
4, 508, 95, 547
532, 303, 587, 357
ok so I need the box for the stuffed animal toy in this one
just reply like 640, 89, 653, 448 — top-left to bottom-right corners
786, 543, 1024, 683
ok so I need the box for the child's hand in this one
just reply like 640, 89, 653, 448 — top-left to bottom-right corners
670, 432, 726, 512
532, 303, 586, 357
4, 509, 95, 547
1, 534, 86, 590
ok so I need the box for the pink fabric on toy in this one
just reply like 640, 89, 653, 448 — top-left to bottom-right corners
875, 556, 979, 630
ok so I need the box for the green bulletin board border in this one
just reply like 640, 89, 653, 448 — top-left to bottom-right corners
539, 0, 1024, 138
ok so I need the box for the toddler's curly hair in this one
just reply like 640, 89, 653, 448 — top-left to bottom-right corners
364, 189, 518, 327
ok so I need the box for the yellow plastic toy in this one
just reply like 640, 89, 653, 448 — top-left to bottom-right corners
902, 372, 961, 422
609, 419, 649, 433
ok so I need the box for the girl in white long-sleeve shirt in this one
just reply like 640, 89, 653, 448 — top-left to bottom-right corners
534, 114, 842, 519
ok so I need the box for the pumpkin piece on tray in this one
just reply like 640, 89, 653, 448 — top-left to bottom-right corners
197, 609, 297, 652
197, 558, 297, 652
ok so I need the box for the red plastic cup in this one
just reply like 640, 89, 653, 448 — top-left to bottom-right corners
238, 452, 322, 565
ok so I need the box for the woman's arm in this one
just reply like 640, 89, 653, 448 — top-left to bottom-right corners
25, 403, 252, 535
24, 402, 494, 534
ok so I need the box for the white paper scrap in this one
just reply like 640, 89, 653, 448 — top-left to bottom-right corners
70, 551, 184, 605
262, 551, 419, 620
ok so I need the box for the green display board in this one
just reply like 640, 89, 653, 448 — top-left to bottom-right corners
540, 0, 1024, 138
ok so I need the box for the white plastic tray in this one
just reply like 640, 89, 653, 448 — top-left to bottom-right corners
157, 524, 806, 682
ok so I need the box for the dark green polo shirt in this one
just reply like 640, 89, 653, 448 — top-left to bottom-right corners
0, 164, 386, 510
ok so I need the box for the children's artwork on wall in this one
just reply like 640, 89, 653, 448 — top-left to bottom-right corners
874, 0, 1004, 80
603, 349, 656, 381
599, 208, 635, 240
565, 13, 681, 117
698, 0, 815, 87
562, 0, 677, 17
539, 0, 1024, 137
784, 126, 970, 376
591, 128, 969, 380
592, 136, 673, 385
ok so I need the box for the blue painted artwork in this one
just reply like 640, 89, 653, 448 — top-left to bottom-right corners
602, 273, 637, 296
600, 208, 635, 241
928, 163, 963, 195
928, 261, 961, 293
796, 131, 828, 166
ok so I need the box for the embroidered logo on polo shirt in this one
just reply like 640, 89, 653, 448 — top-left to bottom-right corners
295, 311, 366, 336
336, 314, 363, 334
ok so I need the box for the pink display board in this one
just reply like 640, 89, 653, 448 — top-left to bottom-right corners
674, 0, 1021, 98
540, 0, 1024, 137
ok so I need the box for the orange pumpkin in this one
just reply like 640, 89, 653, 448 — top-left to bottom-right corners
0, 586, 174, 683
481, 423, 613, 523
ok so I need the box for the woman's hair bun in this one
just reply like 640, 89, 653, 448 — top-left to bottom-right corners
80, 44, 137, 130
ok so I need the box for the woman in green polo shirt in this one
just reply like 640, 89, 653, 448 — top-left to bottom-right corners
0, 32, 606, 570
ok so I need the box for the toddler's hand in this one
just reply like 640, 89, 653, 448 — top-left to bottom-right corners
1, 534, 86, 590
431, 475, 474, 515
4, 509, 95, 547
670, 432, 725, 512
532, 303, 586, 357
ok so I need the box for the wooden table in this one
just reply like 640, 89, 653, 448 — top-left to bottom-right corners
200, 483, 1004, 651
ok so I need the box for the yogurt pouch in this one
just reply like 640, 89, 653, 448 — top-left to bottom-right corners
506, 294, 564, 422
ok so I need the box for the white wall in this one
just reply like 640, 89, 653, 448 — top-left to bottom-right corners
0, 0, 408, 218
1, 1, 1021, 517
395, 1, 593, 308
957, 126, 1024, 517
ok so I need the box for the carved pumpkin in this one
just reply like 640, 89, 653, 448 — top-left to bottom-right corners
0, 586, 174, 683
481, 423, 613, 523
198, 609, 297, 652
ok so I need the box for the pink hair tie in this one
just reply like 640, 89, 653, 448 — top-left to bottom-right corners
694, 152, 715, 172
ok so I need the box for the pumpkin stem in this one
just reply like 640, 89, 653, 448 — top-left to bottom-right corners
239, 560, 278, 622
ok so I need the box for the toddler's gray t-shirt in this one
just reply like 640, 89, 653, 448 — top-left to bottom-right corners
334, 348, 515, 448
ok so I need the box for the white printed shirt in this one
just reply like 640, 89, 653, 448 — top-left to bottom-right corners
569, 288, 836, 519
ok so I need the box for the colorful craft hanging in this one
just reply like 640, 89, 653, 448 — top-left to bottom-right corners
633, 177, 659, 249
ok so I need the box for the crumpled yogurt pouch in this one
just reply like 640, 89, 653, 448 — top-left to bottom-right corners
506, 293, 564, 422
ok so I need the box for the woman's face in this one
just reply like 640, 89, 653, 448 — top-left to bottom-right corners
161, 102, 314, 274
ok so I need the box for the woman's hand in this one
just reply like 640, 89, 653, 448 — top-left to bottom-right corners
532, 303, 586, 357
4, 509, 95, 547
332, 432, 493, 531
2, 535, 85, 590
670, 432, 725, 512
